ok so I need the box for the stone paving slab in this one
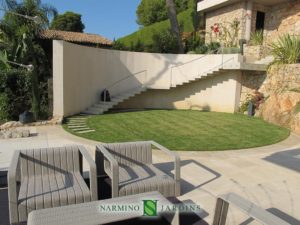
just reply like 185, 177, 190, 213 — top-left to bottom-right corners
0, 125, 299, 224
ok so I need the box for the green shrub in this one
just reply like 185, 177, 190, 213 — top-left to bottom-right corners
129, 39, 146, 52
112, 40, 129, 51
151, 29, 179, 53
269, 34, 300, 65
0, 93, 9, 122
249, 30, 264, 46
184, 34, 204, 52
207, 42, 221, 53
239, 91, 264, 113
0, 69, 31, 121
194, 45, 208, 54
293, 102, 300, 114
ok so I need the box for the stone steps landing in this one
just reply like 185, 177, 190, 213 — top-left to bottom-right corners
65, 114, 95, 134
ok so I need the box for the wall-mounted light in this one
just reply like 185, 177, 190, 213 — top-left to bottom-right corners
0, 8, 42, 24
7, 60, 34, 72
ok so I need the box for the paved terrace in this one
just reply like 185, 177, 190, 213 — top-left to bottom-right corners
0, 125, 300, 224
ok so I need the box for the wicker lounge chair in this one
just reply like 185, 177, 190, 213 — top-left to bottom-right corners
95, 141, 180, 198
8, 145, 97, 224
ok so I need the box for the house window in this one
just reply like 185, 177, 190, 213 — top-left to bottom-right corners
255, 11, 265, 31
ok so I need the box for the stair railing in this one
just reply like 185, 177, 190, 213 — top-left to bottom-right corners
103, 70, 147, 102
170, 47, 221, 87
170, 47, 239, 87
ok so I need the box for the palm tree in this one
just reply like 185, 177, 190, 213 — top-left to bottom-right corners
165, 0, 184, 53
1, 0, 57, 119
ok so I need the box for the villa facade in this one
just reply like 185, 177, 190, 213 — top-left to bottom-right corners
197, 0, 300, 43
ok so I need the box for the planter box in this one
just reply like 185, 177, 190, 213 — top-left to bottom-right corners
243, 45, 269, 63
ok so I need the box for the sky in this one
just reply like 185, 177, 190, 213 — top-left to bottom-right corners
0, 0, 141, 40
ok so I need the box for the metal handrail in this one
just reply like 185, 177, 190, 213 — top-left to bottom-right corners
171, 55, 236, 87
103, 70, 147, 102
170, 47, 223, 87
170, 47, 221, 70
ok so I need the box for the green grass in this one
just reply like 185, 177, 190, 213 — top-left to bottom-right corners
118, 8, 195, 47
64, 110, 290, 151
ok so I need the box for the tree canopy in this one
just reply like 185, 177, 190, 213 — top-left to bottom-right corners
50, 11, 85, 32
136, 0, 188, 26
0, 0, 57, 120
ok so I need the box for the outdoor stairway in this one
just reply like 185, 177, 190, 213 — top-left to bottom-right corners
81, 54, 269, 116
65, 114, 95, 134
171, 68, 224, 88
82, 87, 147, 115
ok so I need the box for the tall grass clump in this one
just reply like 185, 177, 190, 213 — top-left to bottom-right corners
249, 30, 264, 46
269, 34, 300, 65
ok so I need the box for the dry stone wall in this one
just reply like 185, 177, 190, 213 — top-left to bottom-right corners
243, 64, 300, 134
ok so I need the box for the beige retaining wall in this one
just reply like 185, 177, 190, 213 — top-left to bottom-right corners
53, 41, 241, 116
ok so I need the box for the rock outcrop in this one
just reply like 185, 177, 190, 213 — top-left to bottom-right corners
256, 64, 300, 134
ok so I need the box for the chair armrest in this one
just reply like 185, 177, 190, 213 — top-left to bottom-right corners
150, 141, 181, 196
8, 150, 21, 224
150, 141, 180, 180
96, 145, 119, 198
78, 146, 98, 201
213, 192, 291, 225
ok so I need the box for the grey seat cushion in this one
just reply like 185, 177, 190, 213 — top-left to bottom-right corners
18, 171, 91, 217
117, 164, 176, 197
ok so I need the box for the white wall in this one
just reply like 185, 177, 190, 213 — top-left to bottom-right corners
118, 71, 242, 113
53, 41, 242, 116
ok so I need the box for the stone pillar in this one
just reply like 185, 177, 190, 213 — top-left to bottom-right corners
245, 0, 253, 41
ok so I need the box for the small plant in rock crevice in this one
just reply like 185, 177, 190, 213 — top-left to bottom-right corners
269, 34, 300, 65
240, 90, 264, 113
249, 30, 264, 46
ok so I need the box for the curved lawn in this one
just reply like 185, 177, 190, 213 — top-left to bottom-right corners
64, 110, 290, 151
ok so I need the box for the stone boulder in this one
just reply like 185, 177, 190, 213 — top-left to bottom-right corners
257, 91, 300, 134
0, 121, 22, 130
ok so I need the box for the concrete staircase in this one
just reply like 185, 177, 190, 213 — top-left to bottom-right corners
171, 67, 223, 88
82, 87, 147, 115
65, 115, 95, 134
81, 54, 269, 116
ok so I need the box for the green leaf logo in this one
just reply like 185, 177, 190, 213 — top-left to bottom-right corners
143, 200, 158, 216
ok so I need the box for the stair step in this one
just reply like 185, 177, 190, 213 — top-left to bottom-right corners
71, 127, 93, 131
88, 107, 105, 112
66, 124, 87, 127
68, 118, 87, 122
68, 125, 88, 128
95, 101, 115, 106
82, 110, 103, 115
92, 104, 115, 109
81, 87, 147, 115
77, 130, 95, 134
